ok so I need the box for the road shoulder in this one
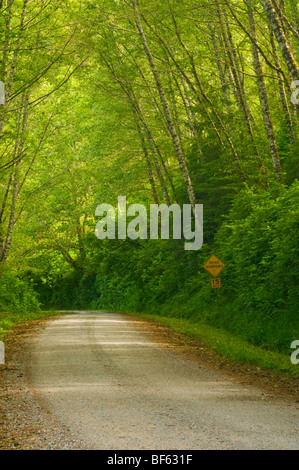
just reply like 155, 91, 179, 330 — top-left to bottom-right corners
0, 312, 298, 450
0, 316, 83, 450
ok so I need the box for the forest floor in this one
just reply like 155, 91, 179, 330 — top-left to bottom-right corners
0, 311, 298, 450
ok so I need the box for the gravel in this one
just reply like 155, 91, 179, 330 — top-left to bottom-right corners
1, 311, 298, 450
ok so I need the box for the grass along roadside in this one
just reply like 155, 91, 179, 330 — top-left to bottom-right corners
125, 312, 299, 379
0, 308, 298, 379
0, 310, 63, 341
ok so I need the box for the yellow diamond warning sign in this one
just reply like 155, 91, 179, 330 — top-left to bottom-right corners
203, 255, 225, 277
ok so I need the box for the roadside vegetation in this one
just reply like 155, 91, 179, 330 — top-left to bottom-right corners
0, 0, 298, 376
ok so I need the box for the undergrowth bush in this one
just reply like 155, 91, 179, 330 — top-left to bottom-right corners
0, 272, 40, 314
33, 182, 299, 356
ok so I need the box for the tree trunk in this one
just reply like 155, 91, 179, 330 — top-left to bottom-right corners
262, 0, 299, 80
248, 0, 284, 182
270, 31, 295, 143
1, 93, 28, 264
134, 3, 197, 210
217, 2, 259, 157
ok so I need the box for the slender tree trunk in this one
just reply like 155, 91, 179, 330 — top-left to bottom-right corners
0, 0, 28, 138
153, 141, 179, 203
136, 122, 160, 205
270, 31, 295, 142
248, 0, 284, 182
262, 0, 299, 80
172, 73, 203, 161
179, 77, 198, 138
210, 28, 232, 115
172, 23, 247, 182
167, 72, 183, 146
290, 0, 299, 34
134, 3, 197, 210
76, 215, 87, 269
273, 0, 291, 40
0, 171, 13, 260
217, 2, 259, 157
130, 95, 171, 205
1, 93, 28, 264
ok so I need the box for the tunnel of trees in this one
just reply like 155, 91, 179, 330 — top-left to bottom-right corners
0, 0, 298, 356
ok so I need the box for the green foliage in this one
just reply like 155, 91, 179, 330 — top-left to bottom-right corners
0, 272, 40, 314
127, 313, 299, 377
1, 0, 299, 373
212, 181, 299, 352
0, 309, 62, 339
35, 182, 299, 358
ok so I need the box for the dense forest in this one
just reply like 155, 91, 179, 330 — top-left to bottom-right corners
0, 0, 298, 358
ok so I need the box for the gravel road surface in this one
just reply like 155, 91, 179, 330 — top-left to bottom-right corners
27, 311, 299, 450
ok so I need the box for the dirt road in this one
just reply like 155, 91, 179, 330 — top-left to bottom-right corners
19, 311, 298, 450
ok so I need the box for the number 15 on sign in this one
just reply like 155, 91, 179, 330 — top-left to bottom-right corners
211, 278, 221, 289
